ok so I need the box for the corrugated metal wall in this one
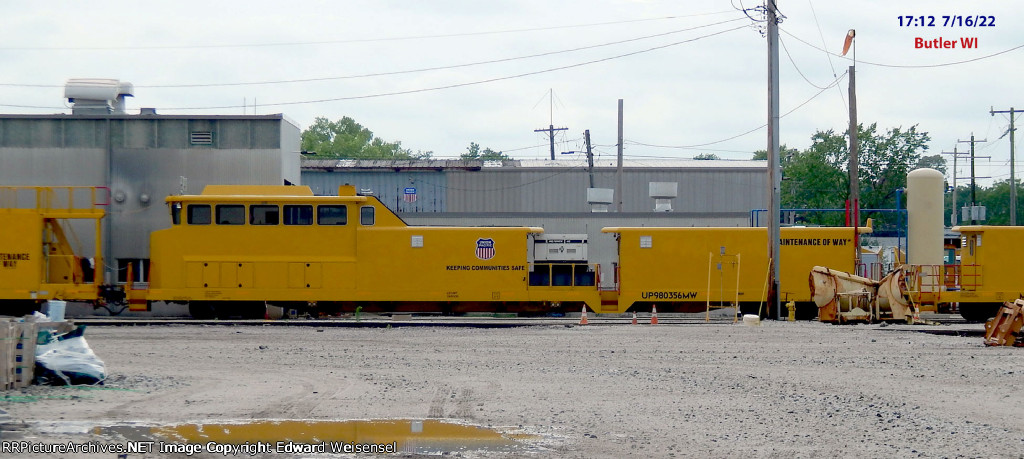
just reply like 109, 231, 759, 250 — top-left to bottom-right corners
436, 167, 764, 213
301, 165, 766, 214
302, 170, 447, 213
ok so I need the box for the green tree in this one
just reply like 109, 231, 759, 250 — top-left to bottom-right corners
767, 124, 933, 230
693, 153, 720, 160
460, 142, 510, 161
751, 144, 799, 161
300, 116, 429, 159
915, 154, 947, 174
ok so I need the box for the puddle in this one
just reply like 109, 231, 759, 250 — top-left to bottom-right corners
93, 419, 537, 455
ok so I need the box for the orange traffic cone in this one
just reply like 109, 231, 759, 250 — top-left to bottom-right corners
579, 305, 589, 325
650, 305, 659, 325
631, 311, 638, 325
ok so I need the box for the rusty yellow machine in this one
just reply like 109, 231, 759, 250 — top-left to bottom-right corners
984, 300, 1023, 346
810, 225, 1024, 324
0, 187, 106, 315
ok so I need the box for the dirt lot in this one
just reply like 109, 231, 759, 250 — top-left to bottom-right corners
3, 319, 1022, 458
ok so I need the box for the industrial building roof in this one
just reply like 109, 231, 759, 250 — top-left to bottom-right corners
301, 158, 766, 171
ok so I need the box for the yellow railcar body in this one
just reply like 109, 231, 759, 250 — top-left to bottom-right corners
951, 226, 1024, 304
0, 187, 104, 303
146, 185, 601, 312
602, 226, 868, 312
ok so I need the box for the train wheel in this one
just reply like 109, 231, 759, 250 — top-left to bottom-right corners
189, 302, 217, 320
960, 303, 1002, 323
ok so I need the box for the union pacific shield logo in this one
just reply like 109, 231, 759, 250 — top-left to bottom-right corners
475, 238, 495, 260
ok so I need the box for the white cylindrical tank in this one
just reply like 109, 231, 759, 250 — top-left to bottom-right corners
907, 168, 944, 266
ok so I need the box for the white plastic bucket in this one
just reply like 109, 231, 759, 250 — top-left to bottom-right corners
44, 300, 66, 322
742, 314, 761, 327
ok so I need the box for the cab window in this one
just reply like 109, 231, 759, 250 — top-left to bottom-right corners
317, 205, 347, 225
170, 203, 182, 225
188, 204, 211, 225
216, 205, 245, 225
360, 206, 375, 226
284, 205, 313, 225
250, 205, 279, 225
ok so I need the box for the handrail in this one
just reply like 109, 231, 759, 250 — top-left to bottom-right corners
0, 186, 106, 214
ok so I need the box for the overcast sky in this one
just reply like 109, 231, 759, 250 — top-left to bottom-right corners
2, 1, 1021, 185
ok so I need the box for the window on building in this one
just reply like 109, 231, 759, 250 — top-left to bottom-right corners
317, 205, 347, 225
250, 205, 279, 225
284, 205, 313, 225
188, 204, 211, 225
116, 258, 150, 283
216, 205, 245, 225
360, 206, 375, 226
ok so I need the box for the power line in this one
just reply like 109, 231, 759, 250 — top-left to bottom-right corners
805, 0, 847, 111
623, 70, 847, 149
152, 24, 748, 110
779, 36, 830, 90
0, 11, 739, 51
0, 24, 747, 111
0, 18, 748, 90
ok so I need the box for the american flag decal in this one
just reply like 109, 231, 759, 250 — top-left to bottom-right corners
475, 238, 495, 260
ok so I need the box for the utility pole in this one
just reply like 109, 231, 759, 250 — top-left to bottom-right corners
766, 1, 781, 319
958, 134, 988, 224
942, 147, 970, 226
990, 107, 1019, 225
534, 89, 567, 160
616, 99, 624, 212
584, 129, 595, 189
848, 61, 860, 271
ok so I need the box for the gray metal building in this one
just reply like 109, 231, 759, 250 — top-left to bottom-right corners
0, 112, 301, 283
302, 158, 767, 215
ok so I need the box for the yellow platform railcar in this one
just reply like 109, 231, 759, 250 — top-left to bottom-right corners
0, 187, 104, 314
144, 185, 601, 318
602, 225, 870, 316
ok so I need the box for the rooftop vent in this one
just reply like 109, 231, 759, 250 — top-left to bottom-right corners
649, 182, 678, 212
586, 188, 614, 213
64, 78, 134, 115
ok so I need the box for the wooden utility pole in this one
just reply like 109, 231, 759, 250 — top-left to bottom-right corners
616, 99, 624, 212
766, 2, 781, 318
584, 129, 595, 189
848, 63, 860, 269
990, 107, 1019, 225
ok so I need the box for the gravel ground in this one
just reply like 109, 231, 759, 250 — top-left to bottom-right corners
2, 320, 1022, 458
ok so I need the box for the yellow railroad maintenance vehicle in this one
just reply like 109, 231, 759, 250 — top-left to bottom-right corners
140, 185, 602, 318
0, 186, 105, 315
6, 183, 1022, 323
602, 225, 870, 317
906, 225, 1024, 322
